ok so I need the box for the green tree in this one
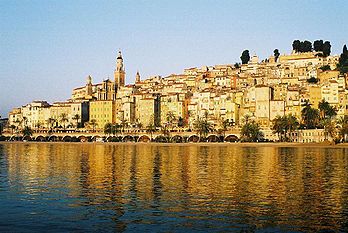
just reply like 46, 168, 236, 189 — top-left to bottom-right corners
240, 50, 250, 64
322, 119, 336, 141
160, 124, 170, 138
112, 123, 121, 136
274, 49, 280, 62
72, 114, 80, 128
272, 114, 299, 142
313, 40, 324, 52
292, 40, 301, 52
22, 126, 33, 137
219, 118, 232, 139
272, 115, 286, 141
319, 65, 331, 71
286, 114, 300, 141
10, 125, 16, 134
59, 113, 69, 130
177, 117, 185, 128
120, 119, 127, 133
300, 40, 312, 52
322, 41, 331, 57
35, 122, 42, 133
301, 101, 320, 129
194, 115, 214, 138
307, 77, 318, 83
337, 116, 348, 142
47, 118, 56, 131
146, 123, 156, 141
166, 111, 177, 131
318, 99, 337, 120
337, 44, 348, 74
104, 123, 112, 135
89, 119, 97, 132
241, 120, 263, 142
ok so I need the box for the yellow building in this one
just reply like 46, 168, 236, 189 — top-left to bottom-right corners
136, 96, 160, 127
160, 93, 188, 126
89, 100, 116, 129
308, 86, 322, 108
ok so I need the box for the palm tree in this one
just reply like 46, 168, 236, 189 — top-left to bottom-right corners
120, 119, 127, 133
35, 122, 42, 133
337, 116, 348, 142
59, 113, 69, 130
318, 99, 337, 120
112, 123, 121, 136
272, 115, 286, 141
166, 111, 177, 131
301, 101, 320, 129
322, 119, 336, 141
22, 126, 33, 137
272, 114, 299, 142
14, 119, 21, 132
146, 123, 156, 141
286, 115, 299, 141
10, 125, 16, 134
161, 123, 170, 138
219, 119, 232, 139
72, 114, 80, 129
47, 118, 56, 132
104, 123, 112, 135
20, 116, 28, 129
89, 119, 97, 132
241, 120, 263, 142
194, 115, 214, 139
177, 117, 185, 128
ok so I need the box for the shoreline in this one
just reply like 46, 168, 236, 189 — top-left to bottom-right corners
1, 141, 348, 148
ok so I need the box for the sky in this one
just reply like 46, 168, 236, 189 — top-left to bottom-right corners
0, 0, 347, 117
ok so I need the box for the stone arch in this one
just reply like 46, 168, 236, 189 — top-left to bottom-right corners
78, 136, 88, 142
187, 135, 199, 142
35, 135, 46, 142
138, 135, 151, 142
207, 134, 219, 142
154, 135, 168, 143
91, 136, 104, 142
123, 135, 134, 142
62, 135, 72, 142
9, 136, 17, 141
106, 136, 120, 142
171, 135, 183, 143
225, 134, 239, 142
71, 136, 79, 142
48, 135, 58, 142
22, 135, 32, 141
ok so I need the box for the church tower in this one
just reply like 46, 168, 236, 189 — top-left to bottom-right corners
86, 75, 93, 96
135, 70, 141, 83
114, 50, 125, 88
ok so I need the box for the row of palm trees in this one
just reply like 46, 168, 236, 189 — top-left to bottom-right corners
9, 113, 82, 133
271, 99, 347, 142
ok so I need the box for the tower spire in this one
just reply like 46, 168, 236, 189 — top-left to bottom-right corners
114, 50, 125, 88
135, 70, 141, 83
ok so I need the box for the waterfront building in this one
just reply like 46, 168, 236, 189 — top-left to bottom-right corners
6, 49, 348, 141
89, 100, 116, 128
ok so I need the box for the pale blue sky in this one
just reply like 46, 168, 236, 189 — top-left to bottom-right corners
1, 0, 347, 117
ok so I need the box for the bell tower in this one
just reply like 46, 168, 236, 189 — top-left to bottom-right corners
135, 70, 141, 83
114, 50, 125, 88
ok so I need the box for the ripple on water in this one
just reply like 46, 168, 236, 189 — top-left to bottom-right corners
0, 143, 347, 232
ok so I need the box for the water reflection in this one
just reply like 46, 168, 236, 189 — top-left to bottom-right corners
0, 143, 347, 232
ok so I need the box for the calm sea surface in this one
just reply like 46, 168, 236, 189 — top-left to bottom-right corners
0, 143, 347, 232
